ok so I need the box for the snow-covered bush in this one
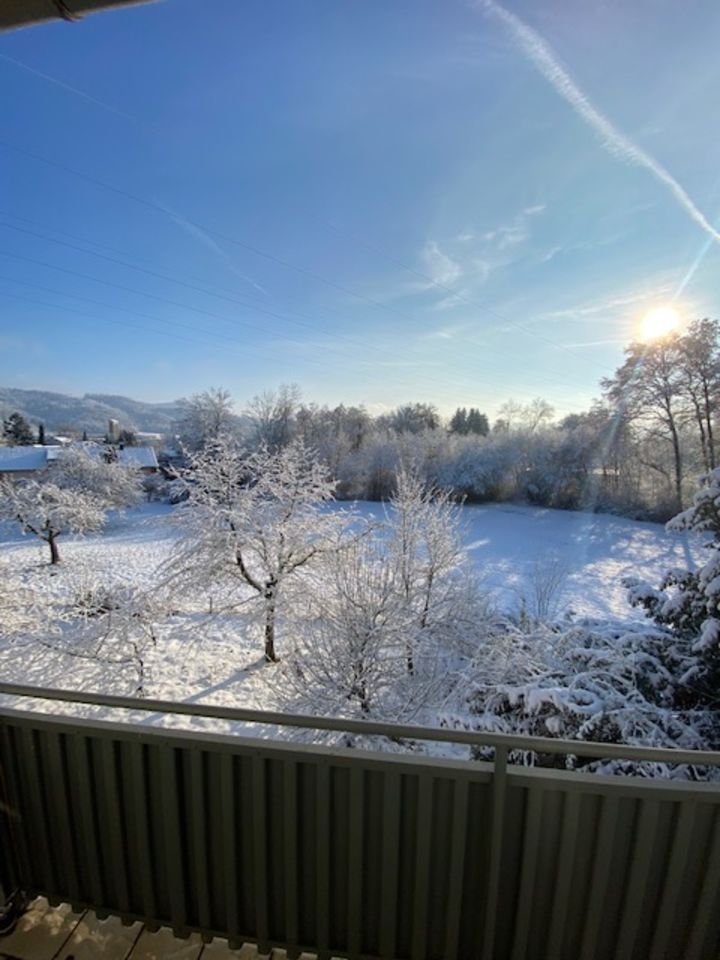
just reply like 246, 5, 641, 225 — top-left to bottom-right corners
625, 467, 720, 705
446, 619, 716, 778
40, 565, 162, 696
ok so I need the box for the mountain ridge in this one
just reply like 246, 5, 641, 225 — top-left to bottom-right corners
0, 387, 187, 434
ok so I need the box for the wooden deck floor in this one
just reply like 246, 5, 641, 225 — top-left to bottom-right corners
0, 899, 299, 960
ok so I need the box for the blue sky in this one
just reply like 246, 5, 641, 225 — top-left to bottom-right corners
1, 0, 719, 419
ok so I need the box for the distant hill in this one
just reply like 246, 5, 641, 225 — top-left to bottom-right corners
0, 387, 187, 435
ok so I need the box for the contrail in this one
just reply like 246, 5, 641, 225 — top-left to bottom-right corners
0, 53, 139, 123
481, 1, 720, 244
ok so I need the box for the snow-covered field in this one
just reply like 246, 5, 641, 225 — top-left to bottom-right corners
350, 500, 700, 618
0, 500, 703, 726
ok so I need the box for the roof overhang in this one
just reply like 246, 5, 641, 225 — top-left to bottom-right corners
0, 0, 156, 32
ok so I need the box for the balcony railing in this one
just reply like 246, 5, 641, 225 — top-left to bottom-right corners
1, 681, 719, 960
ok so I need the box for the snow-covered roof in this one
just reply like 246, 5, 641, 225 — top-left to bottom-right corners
117, 447, 158, 469
0, 445, 50, 471
0, 443, 158, 471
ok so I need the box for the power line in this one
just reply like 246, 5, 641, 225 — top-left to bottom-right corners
0, 247, 366, 367
0, 138, 611, 379
0, 214, 604, 399
0, 274, 585, 413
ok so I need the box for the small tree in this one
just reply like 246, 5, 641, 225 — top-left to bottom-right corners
118, 429, 138, 446
284, 537, 445, 730
3, 412, 35, 445
0, 480, 105, 563
38, 423, 46, 445
173, 437, 353, 661
387, 469, 470, 672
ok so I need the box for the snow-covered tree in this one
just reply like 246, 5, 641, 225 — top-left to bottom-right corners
387, 469, 471, 670
246, 383, 301, 450
177, 387, 236, 450
284, 536, 433, 724
51, 446, 143, 508
0, 480, 105, 564
172, 437, 354, 661
0, 446, 141, 564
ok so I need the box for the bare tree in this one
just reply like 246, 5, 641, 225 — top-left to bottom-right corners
178, 387, 236, 450
603, 337, 686, 510
246, 383, 301, 450
678, 318, 720, 471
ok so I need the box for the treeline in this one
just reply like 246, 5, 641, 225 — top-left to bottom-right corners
166, 315, 720, 521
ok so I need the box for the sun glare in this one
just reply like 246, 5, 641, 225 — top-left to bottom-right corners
640, 305, 681, 342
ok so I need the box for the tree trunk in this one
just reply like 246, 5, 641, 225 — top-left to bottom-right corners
703, 382, 716, 469
692, 401, 710, 471
405, 642, 414, 675
47, 532, 60, 565
420, 571, 434, 629
263, 583, 278, 662
669, 421, 683, 510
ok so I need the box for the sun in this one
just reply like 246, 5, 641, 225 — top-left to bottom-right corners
640, 305, 681, 342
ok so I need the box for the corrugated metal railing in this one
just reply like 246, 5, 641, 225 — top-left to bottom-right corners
1, 682, 720, 960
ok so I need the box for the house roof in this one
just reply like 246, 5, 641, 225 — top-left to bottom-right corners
117, 446, 158, 469
0, 443, 158, 471
0, 445, 49, 471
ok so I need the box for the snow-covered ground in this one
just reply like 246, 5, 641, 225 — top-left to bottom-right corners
0, 500, 703, 725
349, 500, 701, 618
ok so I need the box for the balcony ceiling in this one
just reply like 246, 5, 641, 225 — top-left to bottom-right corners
0, 0, 154, 31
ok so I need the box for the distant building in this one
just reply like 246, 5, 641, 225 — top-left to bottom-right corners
0, 443, 159, 479
107, 418, 121, 443
0, 446, 50, 480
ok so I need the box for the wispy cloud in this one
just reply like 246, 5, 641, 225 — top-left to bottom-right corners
480, 1, 720, 244
482, 202, 545, 252
420, 321, 475, 341
421, 240, 463, 285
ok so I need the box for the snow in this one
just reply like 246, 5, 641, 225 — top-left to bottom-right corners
345, 501, 702, 619
116, 447, 158, 469
0, 500, 702, 715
